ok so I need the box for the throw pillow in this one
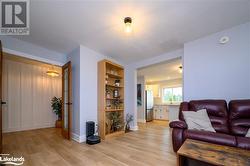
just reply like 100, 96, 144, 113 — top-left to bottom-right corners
182, 109, 216, 132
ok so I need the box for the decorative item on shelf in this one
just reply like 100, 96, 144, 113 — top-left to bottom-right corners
106, 100, 111, 109
106, 112, 123, 133
114, 79, 120, 87
113, 89, 119, 98
51, 96, 62, 128
105, 74, 108, 84
107, 68, 111, 74
125, 113, 134, 133
113, 99, 123, 109
106, 89, 111, 99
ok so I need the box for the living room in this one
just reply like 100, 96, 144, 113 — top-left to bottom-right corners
0, 1, 249, 166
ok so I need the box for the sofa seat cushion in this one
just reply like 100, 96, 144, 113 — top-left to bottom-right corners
237, 137, 250, 150
183, 130, 237, 147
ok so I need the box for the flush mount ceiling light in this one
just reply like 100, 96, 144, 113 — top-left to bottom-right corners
46, 65, 59, 77
124, 17, 132, 33
179, 66, 183, 73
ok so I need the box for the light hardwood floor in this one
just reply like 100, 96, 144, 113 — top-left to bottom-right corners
3, 120, 177, 166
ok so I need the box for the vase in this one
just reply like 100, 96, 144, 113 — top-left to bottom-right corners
55, 120, 62, 128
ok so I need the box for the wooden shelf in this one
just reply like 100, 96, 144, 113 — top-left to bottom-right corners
106, 84, 124, 88
106, 72, 123, 79
98, 59, 125, 140
106, 98, 123, 100
105, 109, 124, 112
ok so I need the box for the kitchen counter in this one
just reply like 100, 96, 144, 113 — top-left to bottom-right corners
154, 103, 180, 106
153, 104, 180, 121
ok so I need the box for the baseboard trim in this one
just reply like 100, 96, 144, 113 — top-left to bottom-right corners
137, 119, 146, 123
71, 133, 86, 143
3, 123, 55, 133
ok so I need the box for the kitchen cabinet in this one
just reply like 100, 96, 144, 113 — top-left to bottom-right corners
153, 105, 168, 120
168, 104, 180, 122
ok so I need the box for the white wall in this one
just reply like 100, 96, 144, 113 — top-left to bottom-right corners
0, 36, 66, 65
183, 22, 250, 101
2, 59, 61, 133
79, 45, 107, 141
68, 45, 123, 142
0, 36, 66, 133
137, 76, 146, 123
124, 66, 138, 129
67, 47, 81, 138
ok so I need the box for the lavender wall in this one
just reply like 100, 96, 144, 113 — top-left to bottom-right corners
183, 22, 250, 101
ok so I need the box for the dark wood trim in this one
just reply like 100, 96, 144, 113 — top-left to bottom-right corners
0, 40, 2, 152
62, 61, 72, 140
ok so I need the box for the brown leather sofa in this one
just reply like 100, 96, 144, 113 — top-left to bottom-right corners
169, 99, 250, 152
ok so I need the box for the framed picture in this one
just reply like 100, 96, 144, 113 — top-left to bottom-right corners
137, 84, 142, 106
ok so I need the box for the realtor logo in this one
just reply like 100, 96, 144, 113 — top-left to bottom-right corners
0, 0, 29, 35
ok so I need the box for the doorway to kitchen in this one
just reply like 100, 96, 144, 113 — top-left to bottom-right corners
137, 58, 182, 125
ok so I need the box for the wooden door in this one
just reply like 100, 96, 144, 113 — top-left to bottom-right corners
62, 62, 72, 139
0, 41, 2, 152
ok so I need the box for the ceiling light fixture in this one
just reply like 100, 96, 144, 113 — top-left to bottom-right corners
124, 17, 132, 33
179, 66, 183, 73
46, 65, 59, 77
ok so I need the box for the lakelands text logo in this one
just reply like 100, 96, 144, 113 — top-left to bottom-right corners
0, 0, 30, 35
0, 154, 24, 165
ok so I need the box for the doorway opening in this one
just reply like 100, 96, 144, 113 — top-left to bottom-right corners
137, 58, 182, 126
0, 50, 72, 152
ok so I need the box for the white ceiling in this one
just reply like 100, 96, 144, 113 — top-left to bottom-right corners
14, 0, 250, 63
137, 58, 182, 83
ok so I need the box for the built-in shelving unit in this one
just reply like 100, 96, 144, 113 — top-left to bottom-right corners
98, 59, 124, 139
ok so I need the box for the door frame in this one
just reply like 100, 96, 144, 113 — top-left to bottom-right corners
0, 40, 3, 152
62, 61, 72, 140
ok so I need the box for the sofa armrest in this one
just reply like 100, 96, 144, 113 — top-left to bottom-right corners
169, 120, 187, 129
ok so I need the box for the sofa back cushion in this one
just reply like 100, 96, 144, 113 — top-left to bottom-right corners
229, 100, 250, 136
179, 100, 229, 134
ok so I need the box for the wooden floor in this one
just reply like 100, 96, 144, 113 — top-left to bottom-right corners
3, 120, 176, 166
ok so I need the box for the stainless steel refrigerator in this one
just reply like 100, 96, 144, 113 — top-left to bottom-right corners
145, 90, 154, 122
